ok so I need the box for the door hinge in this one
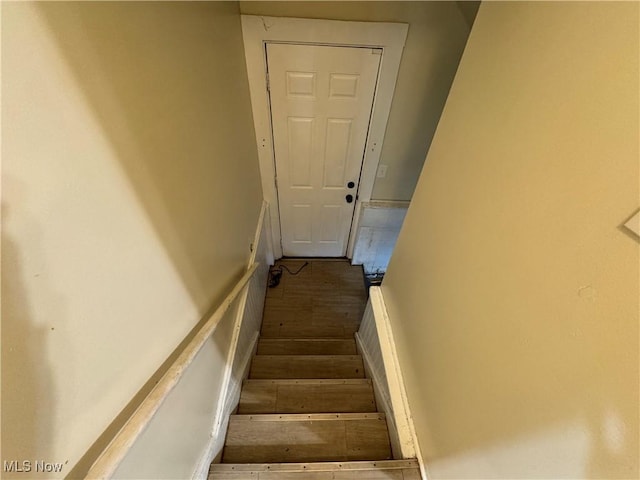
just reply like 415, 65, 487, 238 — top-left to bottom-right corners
266, 72, 270, 92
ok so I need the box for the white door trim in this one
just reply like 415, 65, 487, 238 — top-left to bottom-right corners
241, 15, 408, 259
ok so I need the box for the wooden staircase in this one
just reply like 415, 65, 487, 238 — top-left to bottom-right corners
210, 259, 420, 479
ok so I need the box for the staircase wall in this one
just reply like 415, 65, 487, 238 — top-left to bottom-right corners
1, 2, 263, 478
381, 2, 639, 478
114, 204, 271, 479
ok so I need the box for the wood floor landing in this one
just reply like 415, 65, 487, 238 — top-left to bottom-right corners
261, 260, 366, 339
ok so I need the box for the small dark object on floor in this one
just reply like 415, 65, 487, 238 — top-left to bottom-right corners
364, 272, 384, 290
268, 270, 282, 288
268, 261, 309, 288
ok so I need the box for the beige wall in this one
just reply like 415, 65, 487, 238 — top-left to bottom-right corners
239, 1, 471, 201
1, 2, 262, 477
382, 2, 639, 478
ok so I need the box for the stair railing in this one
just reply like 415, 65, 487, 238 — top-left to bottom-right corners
86, 263, 260, 479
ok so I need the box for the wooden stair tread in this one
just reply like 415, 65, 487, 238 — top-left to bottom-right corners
209, 460, 421, 479
261, 320, 358, 339
249, 355, 364, 379
214, 260, 396, 476
263, 304, 365, 327
257, 338, 357, 355
239, 379, 375, 414
222, 413, 392, 464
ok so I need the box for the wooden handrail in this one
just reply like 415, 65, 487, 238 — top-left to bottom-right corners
86, 263, 260, 479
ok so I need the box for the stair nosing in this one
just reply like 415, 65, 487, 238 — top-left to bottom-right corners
229, 412, 385, 422
210, 459, 419, 472
243, 378, 372, 385
258, 338, 357, 343
252, 354, 362, 359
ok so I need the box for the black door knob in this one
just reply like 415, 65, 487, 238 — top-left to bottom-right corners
346, 194, 354, 203
347, 181, 355, 189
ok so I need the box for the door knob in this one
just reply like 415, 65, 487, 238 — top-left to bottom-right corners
346, 194, 354, 203
347, 181, 355, 189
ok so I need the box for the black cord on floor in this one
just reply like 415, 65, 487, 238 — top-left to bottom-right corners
268, 261, 309, 288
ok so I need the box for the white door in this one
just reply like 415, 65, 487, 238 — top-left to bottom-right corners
267, 43, 381, 257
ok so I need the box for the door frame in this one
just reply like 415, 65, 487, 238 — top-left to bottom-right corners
241, 15, 408, 259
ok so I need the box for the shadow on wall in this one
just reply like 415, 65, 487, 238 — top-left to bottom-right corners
455, 1, 481, 29
381, 1, 479, 200
16, 3, 263, 477
35, 2, 261, 311
1, 182, 59, 478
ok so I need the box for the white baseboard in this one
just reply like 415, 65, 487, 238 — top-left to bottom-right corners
355, 331, 403, 459
367, 287, 428, 479
191, 331, 259, 479
356, 288, 430, 479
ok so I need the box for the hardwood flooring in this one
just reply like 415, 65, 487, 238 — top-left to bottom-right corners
256, 338, 357, 355
250, 355, 364, 379
238, 379, 376, 414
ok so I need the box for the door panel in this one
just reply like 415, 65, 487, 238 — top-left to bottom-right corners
288, 117, 314, 186
324, 119, 352, 188
267, 43, 381, 257
292, 205, 312, 243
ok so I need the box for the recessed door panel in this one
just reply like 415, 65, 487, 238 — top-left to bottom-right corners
323, 119, 352, 188
329, 74, 359, 98
291, 205, 312, 243
287, 71, 316, 98
319, 205, 342, 243
288, 117, 314, 187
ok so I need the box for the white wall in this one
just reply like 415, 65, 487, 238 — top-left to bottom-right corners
382, 2, 639, 479
239, 1, 471, 201
1, 2, 262, 478
352, 202, 409, 274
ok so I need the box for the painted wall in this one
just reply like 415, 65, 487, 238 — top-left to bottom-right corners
352, 202, 409, 275
113, 211, 270, 479
1, 2, 262, 478
455, 1, 480, 29
382, 2, 639, 478
239, 1, 471, 201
